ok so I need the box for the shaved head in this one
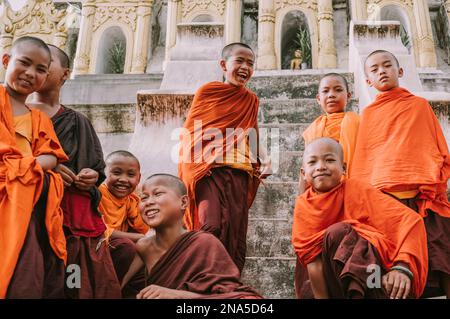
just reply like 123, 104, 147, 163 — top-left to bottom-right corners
11, 36, 51, 63
221, 42, 254, 61
106, 150, 140, 168
48, 44, 70, 68
145, 174, 187, 197
364, 50, 399, 73
320, 73, 349, 92
303, 137, 344, 165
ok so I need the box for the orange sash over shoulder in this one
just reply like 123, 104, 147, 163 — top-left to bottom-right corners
350, 87, 450, 217
302, 112, 360, 175
292, 179, 428, 298
0, 86, 68, 298
178, 82, 260, 230
98, 184, 149, 238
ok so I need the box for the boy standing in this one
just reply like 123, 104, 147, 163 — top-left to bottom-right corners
30, 44, 121, 298
351, 50, 450, 297
1, 37, 68, 298
178, 43, 271, 272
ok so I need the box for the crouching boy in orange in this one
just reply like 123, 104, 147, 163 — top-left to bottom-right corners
292, 138, 428, 299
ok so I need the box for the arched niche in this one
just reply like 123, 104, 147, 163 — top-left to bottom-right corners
95, 26, 127, 74
280, 10, 311, 69
380, 5, 412, 52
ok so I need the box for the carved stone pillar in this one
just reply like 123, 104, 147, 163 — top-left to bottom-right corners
257, 0, 276, 70
413, 0, 437, 68
317, 0, 337, 68
350, 0, 367, 21
131, 3, 153, 73
164, 0, 182, 70
225, 0, 242, 44
73, 3, 96, 75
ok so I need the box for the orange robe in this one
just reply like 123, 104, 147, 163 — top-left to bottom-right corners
178, 82, 261, 230
98, 184, 149, 238
0, 86, 68, 298
292, 179, 428, 298
350, 87, 450, 217
302, 112, 360, 174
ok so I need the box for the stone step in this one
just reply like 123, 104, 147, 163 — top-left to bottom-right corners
249, 181, 298, 220
248, 70, 354, 99
247, 182, 298, 258
242, 257, 296, 299
267, 151, 303, 182
259, 123, 307, 153
246, 217, 295, 258
259, 98, 358, 124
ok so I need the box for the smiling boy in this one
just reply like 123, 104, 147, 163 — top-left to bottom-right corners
0, 36, 68, 298
178, 42, 271, 272
99, 150, 149, 283
292, 138, 428, 299
122, 174, 262, 299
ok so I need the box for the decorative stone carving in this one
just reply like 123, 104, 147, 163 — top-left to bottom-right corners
92, 6, 137, 32
275, 0, 317, 11
182, 0, 226, 18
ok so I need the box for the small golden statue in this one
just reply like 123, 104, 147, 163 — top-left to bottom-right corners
290, 49, 302, 70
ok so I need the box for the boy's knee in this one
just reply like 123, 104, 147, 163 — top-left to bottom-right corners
324, 222, 352, 242
307, 258, 323, 279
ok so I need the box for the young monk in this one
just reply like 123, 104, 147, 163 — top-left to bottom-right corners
178, 42, 271, 273
351, 49, 450, 298
302, 73, 359, 181
0, 36, 68, 298
292, 137, 428, 299
99, 150, 149, 282
29, 44, 121, 298
122, 174, 262, 299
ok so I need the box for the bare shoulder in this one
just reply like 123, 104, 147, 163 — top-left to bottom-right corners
136, 235, 155, 256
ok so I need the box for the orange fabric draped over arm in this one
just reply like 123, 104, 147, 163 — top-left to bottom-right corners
0, 86, 68, 298
178, 82, 260, 230
292, 179, 428, 298
350, 87, 450, 217
302, 111, 360, 175
98, 184, 149, 239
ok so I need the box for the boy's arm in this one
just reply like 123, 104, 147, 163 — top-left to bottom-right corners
121, 249, 145, 289
36, 154, 58, 171
111, 230, 145, 243
137, 285, 203, 299
257, 144, 272, 179
306, 256, 329, 299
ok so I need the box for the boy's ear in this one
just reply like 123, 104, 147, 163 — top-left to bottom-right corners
219, 59, 227, 72
180, 194, 189, 210
315, 93, 321, 105
342, 162, 347, 175
398, 67, 404, 78
300, 167, 306, 179
365, 78, 373, 87
2, 53, 10, 69
62, 68, 70, 82
347, 91, 352, 99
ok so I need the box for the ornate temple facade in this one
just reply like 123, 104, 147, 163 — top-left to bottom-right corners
1, 0, 449, 78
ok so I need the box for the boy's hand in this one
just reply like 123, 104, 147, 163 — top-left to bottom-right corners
259, 158, 273, 179
137, 285, 184, 299
382, 269, 411, 299
54, 164, 77, 187
74, 168, 99, 191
